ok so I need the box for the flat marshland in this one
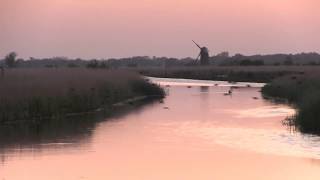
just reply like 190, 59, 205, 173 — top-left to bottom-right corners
140, 66, 320, 83
2, 66, 320, 180
0, 68, 164, 123
262, 70, 320, 134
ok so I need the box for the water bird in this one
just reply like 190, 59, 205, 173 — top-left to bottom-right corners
224, 88, 233, 96
187, 86, 192, 88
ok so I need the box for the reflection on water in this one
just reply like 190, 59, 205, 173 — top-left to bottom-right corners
1, 77, 320, 180
0, 116, 94, 164
181, 126, 320, 159
148, 77, 265, 88
0, 100, 157, 164
231, 106, 296, 118
200, 86, 209, 93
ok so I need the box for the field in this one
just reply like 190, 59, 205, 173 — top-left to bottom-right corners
0, 68, 164, 123
139, 66, 320, 83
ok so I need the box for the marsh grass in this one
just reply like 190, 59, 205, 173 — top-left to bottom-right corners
262, 71, 320, 134
139, 66, 319, 83
0, 68, 164, 123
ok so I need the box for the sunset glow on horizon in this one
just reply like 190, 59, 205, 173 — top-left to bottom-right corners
1, 0, 320, 59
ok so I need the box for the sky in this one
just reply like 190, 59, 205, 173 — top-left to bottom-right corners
1, 0, 320, 59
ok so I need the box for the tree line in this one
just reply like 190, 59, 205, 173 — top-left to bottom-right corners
1, 51, 320, 69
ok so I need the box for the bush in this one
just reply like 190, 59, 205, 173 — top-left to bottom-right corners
5, 52, 17, 68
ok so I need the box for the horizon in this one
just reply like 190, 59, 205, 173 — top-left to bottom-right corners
2, 51, 320, 61
1, 0, 320, 59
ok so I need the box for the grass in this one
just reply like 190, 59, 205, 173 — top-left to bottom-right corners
139, 66, 318, 83
262, 71, 320, 134
0, 68, 164, 123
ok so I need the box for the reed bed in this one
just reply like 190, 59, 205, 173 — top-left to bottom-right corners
0, 68, 164, 123
262, 70, 320, 134
139, 66, 320, 83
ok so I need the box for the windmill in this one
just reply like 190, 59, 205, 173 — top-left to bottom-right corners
192, 40, 210, 65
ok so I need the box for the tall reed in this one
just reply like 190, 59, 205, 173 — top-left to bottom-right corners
139, 66, 318, 83
262, 71, 320, 134
0, 68, 164, 123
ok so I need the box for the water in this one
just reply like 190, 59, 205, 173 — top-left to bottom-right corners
1, 78, 320, 180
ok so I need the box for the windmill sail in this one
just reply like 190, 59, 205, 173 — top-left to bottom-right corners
196, 53, 201, 61
192, 40, 201, 49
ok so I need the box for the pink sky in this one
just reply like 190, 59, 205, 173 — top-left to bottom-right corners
1, 0, 320, 59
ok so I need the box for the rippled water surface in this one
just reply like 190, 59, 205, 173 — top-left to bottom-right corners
1, 78, 320, 180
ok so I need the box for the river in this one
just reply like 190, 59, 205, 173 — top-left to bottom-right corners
1, 77, 320, 180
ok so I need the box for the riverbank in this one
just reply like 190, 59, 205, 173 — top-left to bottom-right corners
139, 66, 315, 83
141, 66, 320, 135
262, 71, 320, 134
0, 68, 165, 124
3, 77, 320, 180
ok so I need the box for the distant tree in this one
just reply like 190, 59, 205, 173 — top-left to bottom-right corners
234, 54, 244, 60
239, 59, 252, 66
253, 59, 264, 66
100, 62, 110, 69
67, 63, 78, 68
239, 59, 264, 66
45, 64, 55, 68
0, 66, 4, 77
216, 51, 229, 58
5, 52, 18, 68
87, 60, 99, 68
307, 61, 317, 66
127, 63, 138, 68
16, 58, 24, 66
284, 56, 293, 66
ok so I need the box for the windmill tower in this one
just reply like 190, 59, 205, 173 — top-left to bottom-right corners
192, 40, 210, 65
